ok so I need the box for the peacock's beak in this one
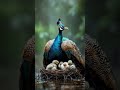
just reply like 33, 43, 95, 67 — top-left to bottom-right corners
64, 27, 69, 30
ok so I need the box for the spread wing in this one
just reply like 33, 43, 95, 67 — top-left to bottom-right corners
85, 34, 117, 90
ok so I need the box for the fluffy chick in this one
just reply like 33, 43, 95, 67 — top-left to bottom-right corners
68, 60, 73, 65
68, 60, 76, 70
52, 60, 59, 65
58, 61, 63, 69
69, 64, 76, 70
51, 66, 57, 71
60, 62, 69, 70
46, 60, 59, 70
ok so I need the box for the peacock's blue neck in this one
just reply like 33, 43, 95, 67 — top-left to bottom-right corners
53, 30, 63, 48
48, 30, 69, 62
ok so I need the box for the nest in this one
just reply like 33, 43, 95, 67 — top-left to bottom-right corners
35, 68, 84, 83
35, 69, 86, 89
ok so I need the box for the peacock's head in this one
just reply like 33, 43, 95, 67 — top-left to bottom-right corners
57, 18, 69, 31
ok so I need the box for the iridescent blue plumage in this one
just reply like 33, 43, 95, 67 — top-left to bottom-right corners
48, 30, 69, 63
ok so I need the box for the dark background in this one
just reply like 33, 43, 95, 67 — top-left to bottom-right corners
0, 0, 34, 90
86, 0, 120, 89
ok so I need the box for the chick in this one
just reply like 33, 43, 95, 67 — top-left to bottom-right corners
68, 60, 76, 70
52, 60, 59, 65
46, 63, 56, 70
69, 64, 76, 70
68, 60, 73, 65
46, 60, 59, 70
51, 66, 57, 71
58, 61, 63, 69
60, 62, 69, 70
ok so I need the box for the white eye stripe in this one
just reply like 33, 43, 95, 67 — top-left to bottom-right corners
60, 27, 63, 30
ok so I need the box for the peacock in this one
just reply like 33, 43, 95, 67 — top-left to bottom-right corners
19, 20, 117, 90
43, 18, 85, 73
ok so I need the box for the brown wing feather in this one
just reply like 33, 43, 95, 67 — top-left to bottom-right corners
22, 36, 35, 62
44, 39, 54, 52
85, 34, 117, 89
61, 40, 85, 67
43, 39, 54, 67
